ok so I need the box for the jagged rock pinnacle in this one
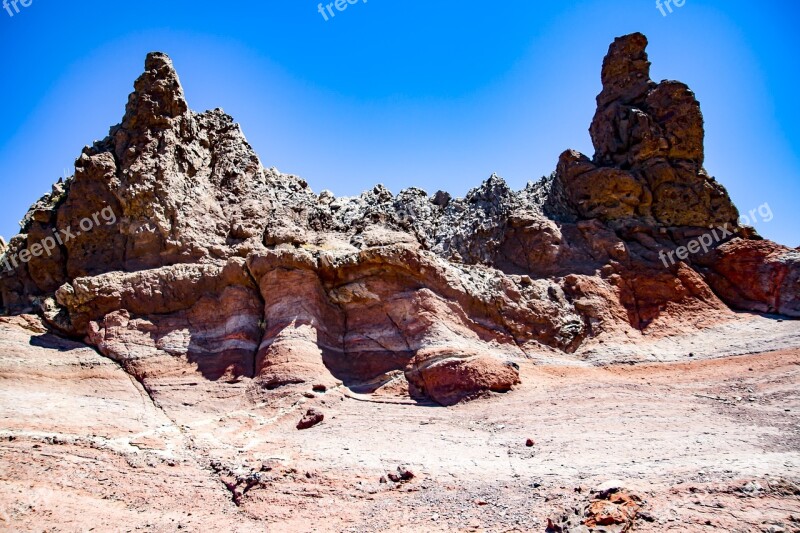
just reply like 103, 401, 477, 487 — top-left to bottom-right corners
596, 32, 654, 107
549, 32, 738, 228
122, 52, 188, 130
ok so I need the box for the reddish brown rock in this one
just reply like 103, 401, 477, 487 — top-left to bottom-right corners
555, 487, 642, 532
387, 466, 415, 483
698, 239, 800, 317
406, 352, 520, 406
585, 490, 641, 530
0, 34, 797, 411
247, 250, 343, 391
296, 408, 324, 430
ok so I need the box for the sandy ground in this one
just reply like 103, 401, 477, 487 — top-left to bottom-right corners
0, 314, 799, 532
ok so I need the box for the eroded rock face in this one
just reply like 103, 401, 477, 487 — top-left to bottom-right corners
0, 35, 797, 406
696, 239, 800, 317
548, 33, 739, 229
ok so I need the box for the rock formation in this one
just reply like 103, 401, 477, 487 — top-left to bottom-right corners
0, 33, 797, 406
548, 33, 738, 228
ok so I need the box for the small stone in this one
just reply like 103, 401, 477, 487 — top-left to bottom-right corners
387, 466, 414, 483
526, 438, 535, 447
296, 408, 324, 430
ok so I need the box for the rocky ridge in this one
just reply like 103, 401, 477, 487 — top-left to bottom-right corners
0, 33, 797, 407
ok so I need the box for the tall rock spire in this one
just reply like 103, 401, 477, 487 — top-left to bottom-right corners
121, 52, 188, 131
549, 32, 738, 228
595, 32, 654, 108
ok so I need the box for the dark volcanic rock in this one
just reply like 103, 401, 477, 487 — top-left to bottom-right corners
296, 408, 324, 430
549, 32, 739, 229
0, 34, 796, 406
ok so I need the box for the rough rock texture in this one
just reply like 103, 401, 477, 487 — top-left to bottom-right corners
0, 34, 797, 409
296, 408, 325, 430
547, 33, 739, 228
554, 484, 643, 532
696, 239, 800, 317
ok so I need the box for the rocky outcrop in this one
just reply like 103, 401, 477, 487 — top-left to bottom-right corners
547, 33, 739, 229
696, 239, 800, 317
0, 34, 797, 406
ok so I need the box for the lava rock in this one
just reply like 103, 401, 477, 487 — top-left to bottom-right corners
296, 409, 324, 430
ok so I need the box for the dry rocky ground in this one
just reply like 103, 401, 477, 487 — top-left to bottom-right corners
1, 313, 798, 532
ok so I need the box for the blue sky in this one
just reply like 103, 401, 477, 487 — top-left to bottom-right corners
1, 0, 798, 246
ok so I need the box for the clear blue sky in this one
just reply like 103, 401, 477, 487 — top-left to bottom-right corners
1, 0, 798, 246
